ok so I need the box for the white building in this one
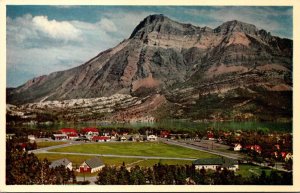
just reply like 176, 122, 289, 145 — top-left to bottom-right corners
193, 157, 239, 172
147, 135, 157, 141
53, 134, 68, 140
28, 135, 36, 141
233, 143, 242, 151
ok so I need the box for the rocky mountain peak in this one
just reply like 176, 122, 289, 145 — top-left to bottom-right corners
214, 20, 257, 35
129, 14, 201, 40
129, 14, 168, 39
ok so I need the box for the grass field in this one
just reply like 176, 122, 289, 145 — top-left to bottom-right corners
36, 153, 193, 168
50, 142, 218, 159
237, 164, 274, 178
37, 141, 67, 148
131, 159, 193, 167
36, 153, 140, 166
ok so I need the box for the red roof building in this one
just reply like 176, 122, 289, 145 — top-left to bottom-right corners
60, 128, 78, 135
92, 136, 110, 142
79, 157, 104, 173
245, 144, 262, 154
207, 132, 214, 140
281, 152, 287, 159
67, 133, 78, 140
82, 128, 99, 134
160, 131, 170, 138
253, 145, 262, 153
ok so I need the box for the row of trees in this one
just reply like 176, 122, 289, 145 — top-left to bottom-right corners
6, 139, 76, 185
96, 163, 292, 185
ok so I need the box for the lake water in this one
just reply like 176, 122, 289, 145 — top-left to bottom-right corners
9, 120, 292, 132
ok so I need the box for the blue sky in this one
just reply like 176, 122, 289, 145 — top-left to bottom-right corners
7, 6, 292, 87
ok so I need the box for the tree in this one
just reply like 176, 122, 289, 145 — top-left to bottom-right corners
117, 164, 130, 185
258, 170, 268, 185
174, 165, 186, 185
129, 165, 146, 185
6, 140, 75, 185
96, 166, 118, 185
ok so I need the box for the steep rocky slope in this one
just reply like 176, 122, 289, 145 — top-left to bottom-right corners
7, 14, 292, 121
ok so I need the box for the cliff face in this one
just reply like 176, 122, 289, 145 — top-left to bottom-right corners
7, 14, 292, 121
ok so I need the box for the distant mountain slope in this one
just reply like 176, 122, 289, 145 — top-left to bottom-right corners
7, 14, 292, 121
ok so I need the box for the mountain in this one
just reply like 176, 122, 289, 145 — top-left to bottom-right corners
7, 14, 292, 122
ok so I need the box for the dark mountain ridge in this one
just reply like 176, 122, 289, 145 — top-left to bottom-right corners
7, 14, 292, 121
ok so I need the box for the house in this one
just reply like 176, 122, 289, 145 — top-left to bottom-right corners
60, 128, 78, 135
193, 157, 239, 171
59, 128, 78, 140
28, 135, 36, 141
252, 145, 262, 154
274, 144, 280, 150
102, 132, 110, 137
207, 131, 214, 140
119, 134, 133, 142
19, 143, 27, 151
285, 153, 293, 161
75, 136, 90, 142
234, 130, 242, 137
147, 135, 157, 141
92, 136, 110, 142
120, 136, 127, 142
110, 131, 117, 140
82, 128, 99, 136
130, 134, 143, 142
160, 131, 170, 138
217, 137, 223, 143
233, 143, 242, 151
52, 134, 68, 140
245, 144, 262, 154
6, 133, 15, 140
273, 151, 279, 158
49, 158, 72, 171
67, 133, 79, 140
281, 152, 293, 161
79, 157, 105, 173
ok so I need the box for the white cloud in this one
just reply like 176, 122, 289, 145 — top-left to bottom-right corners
32, 16, 81, 41
98, 18, 117, 32
100, 11, 155, 38
7, 14, 130, 87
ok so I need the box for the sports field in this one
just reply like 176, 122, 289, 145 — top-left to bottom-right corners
50, 142, 218, 159
36, 153, 192, 167
36, 153, 139, 166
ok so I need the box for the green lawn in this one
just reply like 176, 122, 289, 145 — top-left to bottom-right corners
237, 164, 274, 178
36, 153, 193, 170
131, 159, 193, 167
37, 141, 67, 148
50, 142, 218, 159
36, 153, 140, 166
